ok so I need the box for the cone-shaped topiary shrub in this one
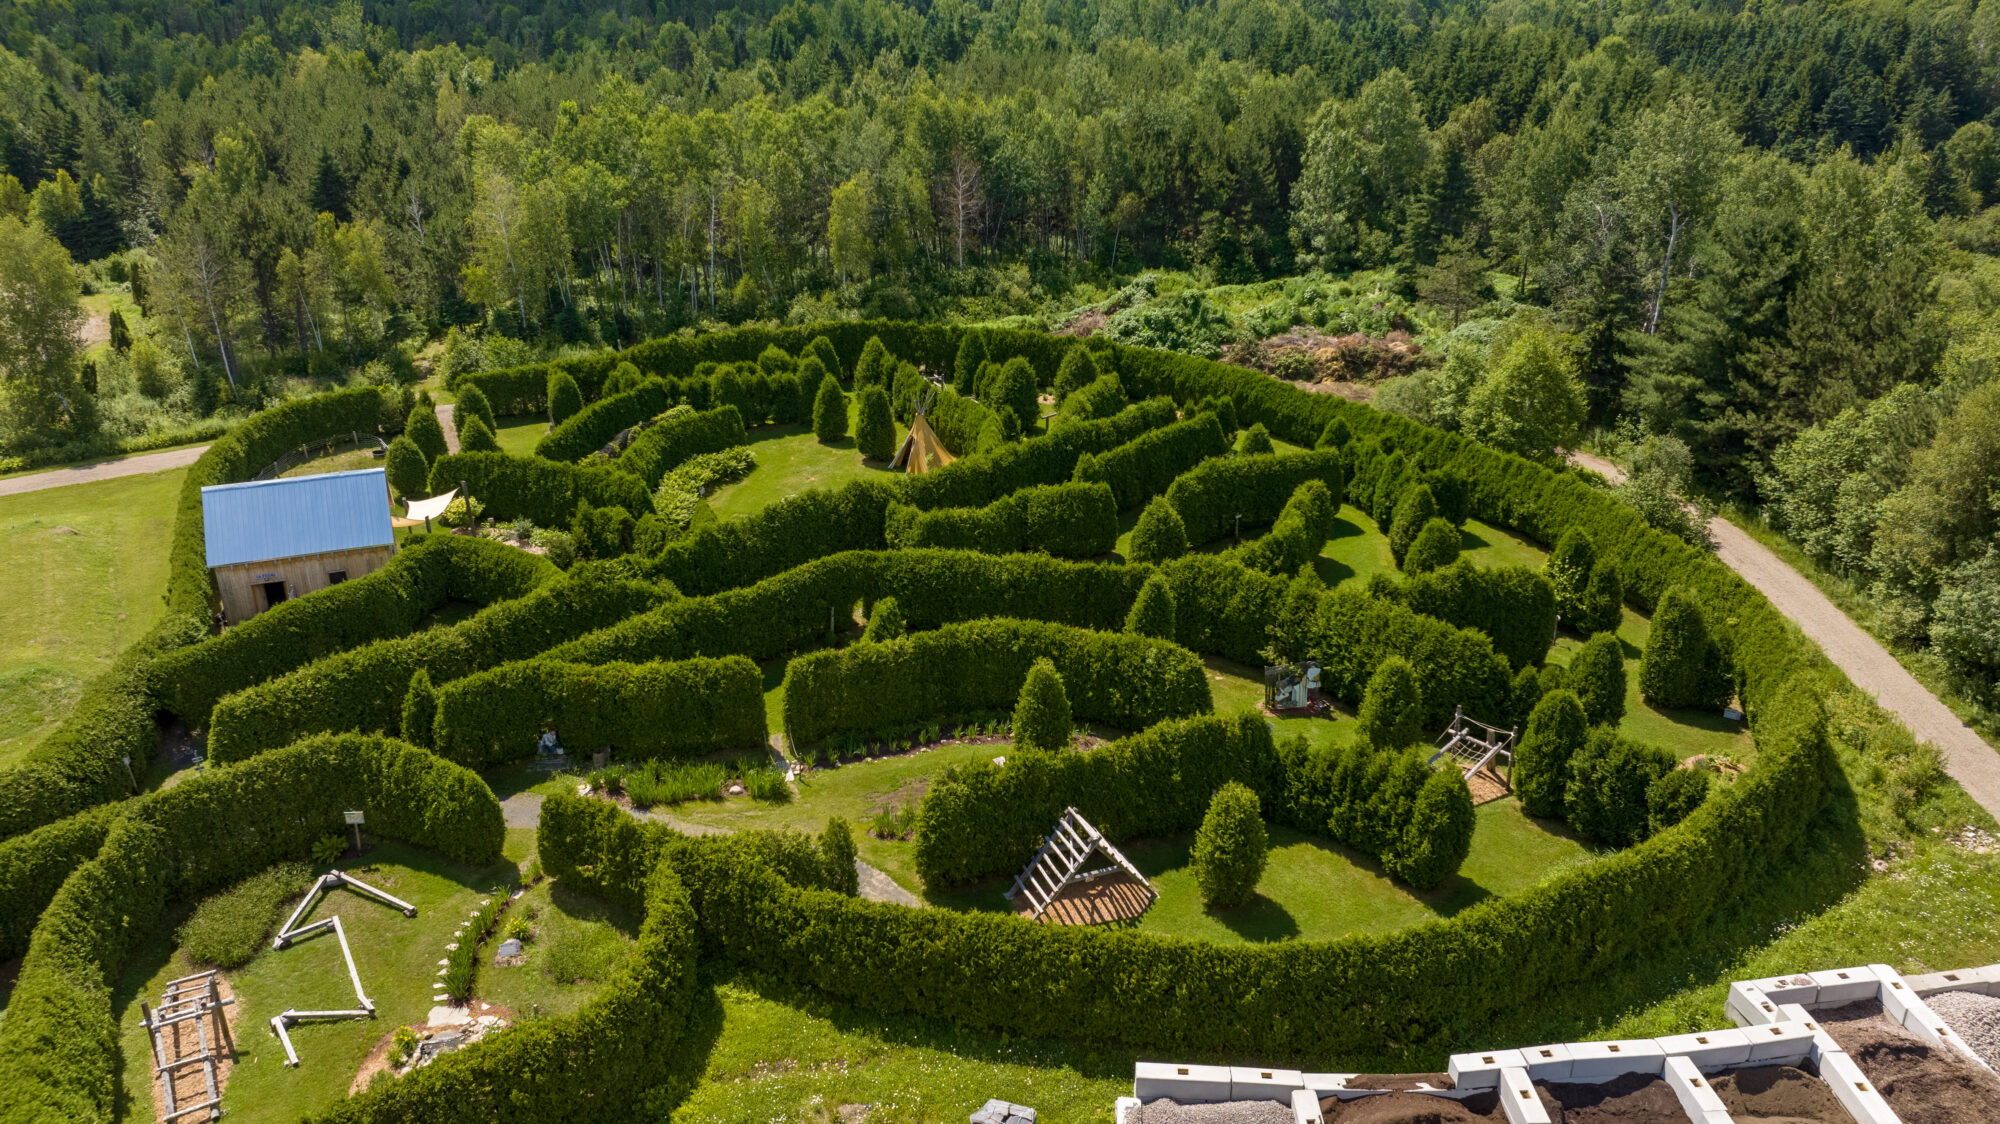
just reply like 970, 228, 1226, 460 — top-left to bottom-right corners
547, 370, 583, 426
1573, 560, 1624, 636
820, 817, 860, 895
400, 668, 438, 748
1052, 346, 1098, 404
1568, 631, 1627, 726
856, 386, 895, 461
1125, 574, 1178, 639
806, 335, 842, 381
1513, 688, 1587, 818
862, 596, 906, 643
1640, 587, 1732, 709
1194, 781, 1268, 909
1128, 496, 1189, 563
1011, 657, 1073, 753
812, 373, 848, 443
1546, 527, 1596, 629
385, 435, 428, 501
1646, 767, 1712, 836
855, 336, 891, 389
1317, 417, 1352, 449
406, 404, 448, 462
1384, 768, 1474, 889
1236, 422, 1273, 455
455, 383, 496, 436
1357, 656, 1425, 749
458, 413, 501, 453
1403, 517, 1462, 574
1387, 483, 1438, 562
953, 331, 987, 393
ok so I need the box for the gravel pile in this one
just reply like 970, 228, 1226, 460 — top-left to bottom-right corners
1924, 989, 2000, 1069
1129, 1099, 1295, 1124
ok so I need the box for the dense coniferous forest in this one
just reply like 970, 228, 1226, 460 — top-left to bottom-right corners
2, 0, 1999, 707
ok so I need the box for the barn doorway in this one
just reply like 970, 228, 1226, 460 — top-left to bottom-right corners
260, 581, 288, 610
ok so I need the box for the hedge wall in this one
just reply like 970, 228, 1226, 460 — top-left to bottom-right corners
782, 617, 1209, 744
643, 477, 901, 596
617, 404, 747, 489
913, 711, 1276, 887
152, 535, 556, 725
0, 804, 118, 962
1229, 479, 1339, 576
205, 563, 672, 763
1387, 561, 1557, 673
432, 655, 766, 769
0, 734, 500, 1124
0, 386, 397, 842
883, 482, 1118, 559
427, 451, 654, 524
918, 384, 1006, 456
1075, 412, 1229, 510
899, 398, 1176, 511
538, 376, 681, 462
1166, 449, 1349, 545
1307, 588, 1514, 731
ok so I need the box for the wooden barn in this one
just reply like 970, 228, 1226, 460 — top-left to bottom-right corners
201, 468, 396, 623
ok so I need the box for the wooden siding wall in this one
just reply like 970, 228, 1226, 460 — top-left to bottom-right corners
213, 544, 396, 624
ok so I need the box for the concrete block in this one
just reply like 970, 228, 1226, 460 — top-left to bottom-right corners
1662, 1055, 1731, 1121
1519, 1043, 1573, 1081
1741, 1019, 1817, 1067
1114, 1096, 1141, 1124
1655, 1027, 1754, 1071
1808, 966, 1880, 1006
1564, 1039, 1666, 1079
1291, 1088, 1324, 1124
1817, 1049, 1903, 1124
1449, 1049, 1528, 1091
1230, 1067, 1305, 1102
1302, 1074, 1353, 1094
1727, 983, 1782, 1027
1774, 1003, 1845, 1063
1134, 1062, 1230, 1104
1926, 963, 2000, 996
1749, 972, 1820, 1007
1497, 1068, 1551, 1124
1873, 966, 1929, 1029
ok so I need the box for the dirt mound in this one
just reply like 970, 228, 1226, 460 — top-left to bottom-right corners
1816, 999, 2000, 1124
1539, 1073, 1685, 1121
1709, 1064, 1848, 1123
1322, 1091, 1502, 1122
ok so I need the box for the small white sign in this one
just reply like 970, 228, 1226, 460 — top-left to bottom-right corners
343, 810, 365, 825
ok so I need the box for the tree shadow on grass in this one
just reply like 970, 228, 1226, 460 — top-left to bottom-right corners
1207, 891, 1302, 942
1459, 526, 1491, 552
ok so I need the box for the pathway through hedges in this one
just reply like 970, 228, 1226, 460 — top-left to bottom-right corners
1570, 451, 2000, 819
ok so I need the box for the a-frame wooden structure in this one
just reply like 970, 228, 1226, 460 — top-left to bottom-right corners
1010, 806, 1155, 920
892, 386, 956, 474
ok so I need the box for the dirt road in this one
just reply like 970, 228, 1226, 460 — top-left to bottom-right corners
1570, 450, 2000, 818
436, 404, 460, 453
0, 445, 209, 498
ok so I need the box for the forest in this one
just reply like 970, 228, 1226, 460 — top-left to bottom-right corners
1, 0, 1998, 710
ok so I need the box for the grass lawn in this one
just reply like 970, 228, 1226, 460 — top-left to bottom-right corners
0, 468, 183, 771
704, 401, 907, 521
675, 975, 1128, 1124
112, 843, 518, 1124
492, 414, 548, 457
278, 436, 385, 479
475, 876, 637, 1021
1315, 504, 1395, 588
1549, 609, 1755, 763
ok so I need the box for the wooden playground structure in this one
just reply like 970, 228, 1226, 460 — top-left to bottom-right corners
1427, 705, 1519, 805
1010, 807, 1157, 925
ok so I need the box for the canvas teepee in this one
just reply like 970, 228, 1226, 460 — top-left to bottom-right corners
892, 388, 956, 474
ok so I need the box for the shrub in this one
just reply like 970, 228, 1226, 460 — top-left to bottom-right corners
1193, 781, 1268, 909
618, 405, 747, 490
1125, 575, 1177, 640
1230, 478, 1338, 575
455, 384, 497, 437
1052, 345, 1098, 403
1567, 631, 1628, 726
1317, 417, 1353, 448
1357, 656, 1425, 749
548, 371, 583, 425
806, 335, 843, 381
1546, 527, 1595, 629
813, 372, 847, 443
406, 404, 448, 462
1012, 658, 1073, 753
385, 436, 428, 500
1391, 562, 1556, 671
1647, 767, 1713, 835
1387, 483, 1438, 563
855, 336, 892, 389
1576, 561, 1625, 636
1403, 518, 1462, 574
820, 818, 860, 895
883, 482, 1118, 559
1383, 769, 1474, 889
400, 669, 437, 747
1513, 689, 1588, 818
459, 413, 501, 453
1304, 588, 1514, 732
1128, 496, 1189, 563
862, 596, 906, 642
571, 501, 636, 560
1164, 449, 1347, 545
989, 356, 1041, 436
954, 331, 987, 393
178, 862, 312, 969
1235, 422, 1274, 455
856, 387, 895, 461
428, 451, 655, 524
1640, 587, 1732, 710
1075, 412, 1229, 509
1053, 373, 1128, 428
1565, 727, 1677, 847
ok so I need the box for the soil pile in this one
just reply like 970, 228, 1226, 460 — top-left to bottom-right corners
1128, 1100, 1294, 1124
1709, 1064, 1848, 1123
1538, 1073, 1686, 1122
1925, 989, 2000, 1069
1321, 1091, 1503, 1122
1342, 1074, 1454, 1090
1817, 999, 2000, 1124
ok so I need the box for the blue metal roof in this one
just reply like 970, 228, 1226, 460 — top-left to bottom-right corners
202, 468, 395, 569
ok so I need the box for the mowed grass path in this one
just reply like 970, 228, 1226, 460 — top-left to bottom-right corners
0, 468, 183, 770
705, 401, 907, 521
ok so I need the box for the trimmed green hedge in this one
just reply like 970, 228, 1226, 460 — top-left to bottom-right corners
432, 656, 766, 769
1165, 449, 1349, 545
914, 711, 1276, 887
782, 618, 1210, 744
617, 405, 747, 490
1308, 588, 1515, 732
538, 376, 683, 462
914, 383, 1006, 456
205, 563, 672, 763
1229, 479, 1339, 576
1075, 412, 1229, 510
0, 386, 398, 841
0, 733, 500, 1124
1387, 561, 1557, 672
0, 804, 119, 962
643, 478, 901, 597
151, 535, 556, 725
883, 482, 1118, 559
900, 398, 1177, 511
427, 451, 654, 524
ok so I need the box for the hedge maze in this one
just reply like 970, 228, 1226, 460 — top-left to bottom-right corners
0, 321, 1860, 1122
